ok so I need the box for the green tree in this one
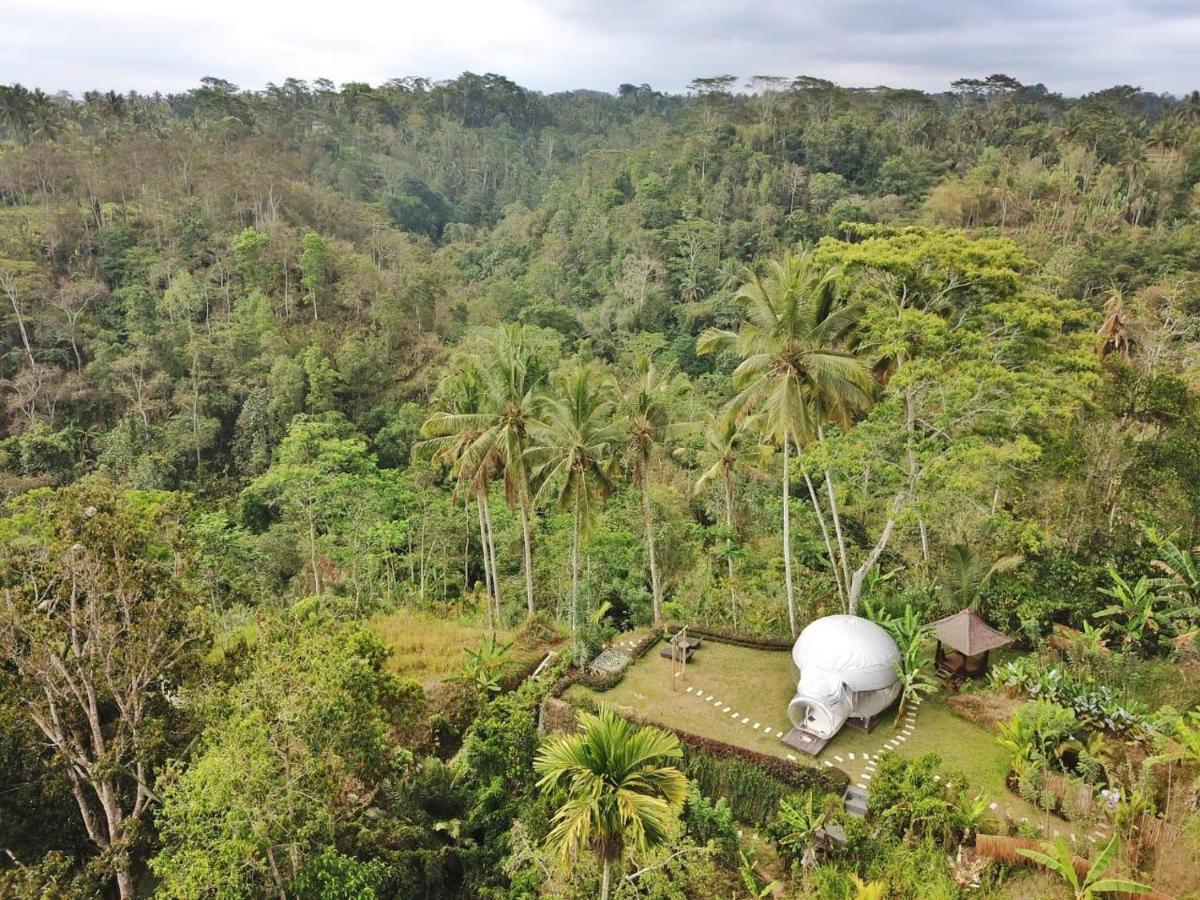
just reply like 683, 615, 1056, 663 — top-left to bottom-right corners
151, 607, 419, 898
698, 251, 874, 634
693, 409, 754, 625
0, 480, 204, 899
244, 414, 378, 597
534, 708, 687, 900
620, 355, 688, 624
423, 326, 556, 620
298, 231, 332, 321
939, 543, 1024, 612
420, 365, 505, 622
526, 363, 622, 636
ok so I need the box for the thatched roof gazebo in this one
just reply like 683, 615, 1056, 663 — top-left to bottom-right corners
929, 608, 1012, 678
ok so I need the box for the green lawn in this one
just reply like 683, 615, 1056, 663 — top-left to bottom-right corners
569, 638, 1068, 833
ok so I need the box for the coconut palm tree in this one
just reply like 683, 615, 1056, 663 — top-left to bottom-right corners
448, 326, 551, 619
535, 708, 687, 900
693, 409, 757, 625
620, 355, 688, 624
939, 543, 1024, 613
698, 251, 873, 635
1017, 836, 1150, 899
526, 363, 623, 636
419, 366, 505, 622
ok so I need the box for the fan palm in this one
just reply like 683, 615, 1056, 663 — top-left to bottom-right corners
535, 708, 687, 900
939, 543, 1024, 612
621, 355, 688, 623
698, 251, 873, 635
526, 364, 623, 635
1017, 836, 1150, 899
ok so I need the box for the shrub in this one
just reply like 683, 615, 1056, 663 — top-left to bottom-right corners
681, 740, 846, 825
681, 782, 740, 863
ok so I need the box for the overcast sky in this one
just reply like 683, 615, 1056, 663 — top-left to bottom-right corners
3, 0, 1199, 98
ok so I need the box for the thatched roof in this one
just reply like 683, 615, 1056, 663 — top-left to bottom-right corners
929, 608, 1012, 657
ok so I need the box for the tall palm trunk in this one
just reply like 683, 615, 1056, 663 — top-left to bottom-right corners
571, 493, 581, 637
641, 469, 663, 623
600, 858, 612, 900
476, 497, 495, 629
723, 467, 736, 626
520, 501, 535, 619
782, 435, 798, 636
481, 492, 502, 624
816, 424, 851, 599
802, 468, 845, 607
308, 512, 322, 597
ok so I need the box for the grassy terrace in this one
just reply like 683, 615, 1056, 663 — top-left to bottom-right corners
370, 609, 560, 687
568, 637, 1065, 831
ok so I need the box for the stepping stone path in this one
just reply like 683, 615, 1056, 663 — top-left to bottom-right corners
676, 680, 1057, 839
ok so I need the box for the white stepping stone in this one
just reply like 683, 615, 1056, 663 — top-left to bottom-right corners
786, 754, 796, 761
776, 730, 784, 738
896, 735, 907, 742
1070, 834, 1077, 842
933, 775, 941, 781
752, 723, 760, 730
705, 695, 714, 701
834, 755, 844, 762
856, 783, 867, 790
741, 717, 750, 724
686, 687, 693, 693
722, 706, 731, 713
862, 773, 871, 781
885, 741, 897, 749
848, 752, 855, 760
823, 761, 833, 767
989, 802, 998, 810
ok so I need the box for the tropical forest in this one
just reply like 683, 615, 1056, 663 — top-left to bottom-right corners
2, 69, 1200, 898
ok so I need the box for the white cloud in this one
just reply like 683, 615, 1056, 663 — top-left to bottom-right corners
1, 0, 1198, 96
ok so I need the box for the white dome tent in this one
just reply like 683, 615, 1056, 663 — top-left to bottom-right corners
783, 615, 901, 754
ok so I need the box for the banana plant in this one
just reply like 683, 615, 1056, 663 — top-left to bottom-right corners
1018, 836, 1150, 899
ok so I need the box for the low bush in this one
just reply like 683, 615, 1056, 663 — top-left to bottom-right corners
681, 737, 847, 825
990, 657, 1151, 737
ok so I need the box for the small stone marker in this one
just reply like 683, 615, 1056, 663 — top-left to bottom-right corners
989, 802, 998, 810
